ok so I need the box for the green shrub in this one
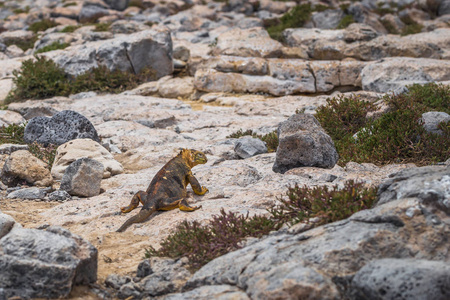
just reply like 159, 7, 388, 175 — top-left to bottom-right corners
400, 15, 423, 35
6, 56, 70, 102
314, 4, 330, 12
94, 22, 110, 32
63, 2, 77, 7
145, 209, 279, 270
13, 6, 30, 14
128, 0, 145, 9
60, 25, 80, 33
4, 35, 38, 51
71, 65, 156, 94
227, 129, 279, 152
7, 56, 157, 102
34, 41, 70, 54
336, 15, 355, 29
29, 19, 58, 33
28, 142, 57, 168
0, 123, 25, 144
267, 4, 312, 41
380, 19, 398, 34
268, 180, 378, 226
316, 95, 376, 141
316, 83, 450, 165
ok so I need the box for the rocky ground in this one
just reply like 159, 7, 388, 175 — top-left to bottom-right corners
0, 0, 449, 299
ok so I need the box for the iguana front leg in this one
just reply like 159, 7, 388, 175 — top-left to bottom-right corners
120, 191, 146, 213
187, 172, 208, 195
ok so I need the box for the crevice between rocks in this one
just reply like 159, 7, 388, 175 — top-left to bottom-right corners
124, 44, 137, 75
351, 215, 405, 227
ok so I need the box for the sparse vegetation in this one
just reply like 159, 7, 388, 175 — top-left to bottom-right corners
337, 14, 355, 29
147, 180, 377, 270
6, 56, 157, 103
315, 83, 450, 165
400, 15, 423, 35
13, 6, 30, 14
4, 35, 38, 51
128, 0, 145, 9
380, 18, 398, 34
62, 2, 77, 7
227, 129, 279, 152
29, 19, 58, 33
267, 3, 312, 41
314, 4, 329, 12
34, 41, 70, 54
94, 22, 111, 32
145, 209, 280, 270
268, 180, 378, 226
0, 124, 57, 168
60, 25, 80, 33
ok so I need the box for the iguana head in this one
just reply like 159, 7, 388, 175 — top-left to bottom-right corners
180, 149, 208, 167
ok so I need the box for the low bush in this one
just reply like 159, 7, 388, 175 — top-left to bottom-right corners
5, 35, 38, 51
267, 4, 312, 41
60, 25, 80, 33
29, 19, 58, 33
227, 129, 279, 152
0, 123, 57, 168
34, 41, 70, 54
268, 180, 378, 226
145, 209, 280, 270
336, 15, 355, 29
400, 15, 423, 36
147, 180, 377, 270
315, 83, 450, 165
6, 56, 157, 103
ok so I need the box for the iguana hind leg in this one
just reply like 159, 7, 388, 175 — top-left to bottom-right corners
120, 191, 146, 213
116, 201, 157, 232
179, 198, 202, 211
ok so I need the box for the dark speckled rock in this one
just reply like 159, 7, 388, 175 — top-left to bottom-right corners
24, 110, 100, 146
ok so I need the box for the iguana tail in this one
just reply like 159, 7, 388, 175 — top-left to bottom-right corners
116, 207, 156, 232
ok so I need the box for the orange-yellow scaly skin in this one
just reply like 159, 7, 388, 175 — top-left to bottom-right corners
116, 149, 208, 232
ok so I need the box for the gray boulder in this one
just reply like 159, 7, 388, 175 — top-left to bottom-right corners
377, 165, 450, 210
24, 110, 100, 146
234, 137, 267, 159
0, 212, 16, 239
6, 187, 47, 200
45, 27, 173, 79
104, 0, 130, 11
361, 57, 450, 93
273, 114, 338, 173
350, 258, 450, 300
79, 4, 109, 24
310, 9, 344, 29
61, 158, 104, 197
0, 226, 97, 299
107, 257, 191, 299
421, 111, 450, 135
48, 190, 72, 201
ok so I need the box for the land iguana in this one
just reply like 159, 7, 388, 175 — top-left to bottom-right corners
116, 149, 208, 232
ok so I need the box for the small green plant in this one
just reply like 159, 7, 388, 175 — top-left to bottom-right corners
316, 83, 450, 165
13, 6, 30, 14
400, 15, 423, 36
60, 25, 80, 33
145, 209, 279, 270
62, 2, 77, 7
315, 95, 376, 142
268, 180, 378, 226
94, 22, 110, 32
35, 41, 70, 54
128, 0, 145, 9
29, 19, 58, 33
28, 142, 57, 168
0, 123, 25, 144
227, 129, 279, 152
336, 15, 355, 29
6, 56, 70, 102
4, 35, 38, 51
267, 4, 312, 41
380, 19, 398, 34
314, 4, 329, 12
6, 56, 157, 103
